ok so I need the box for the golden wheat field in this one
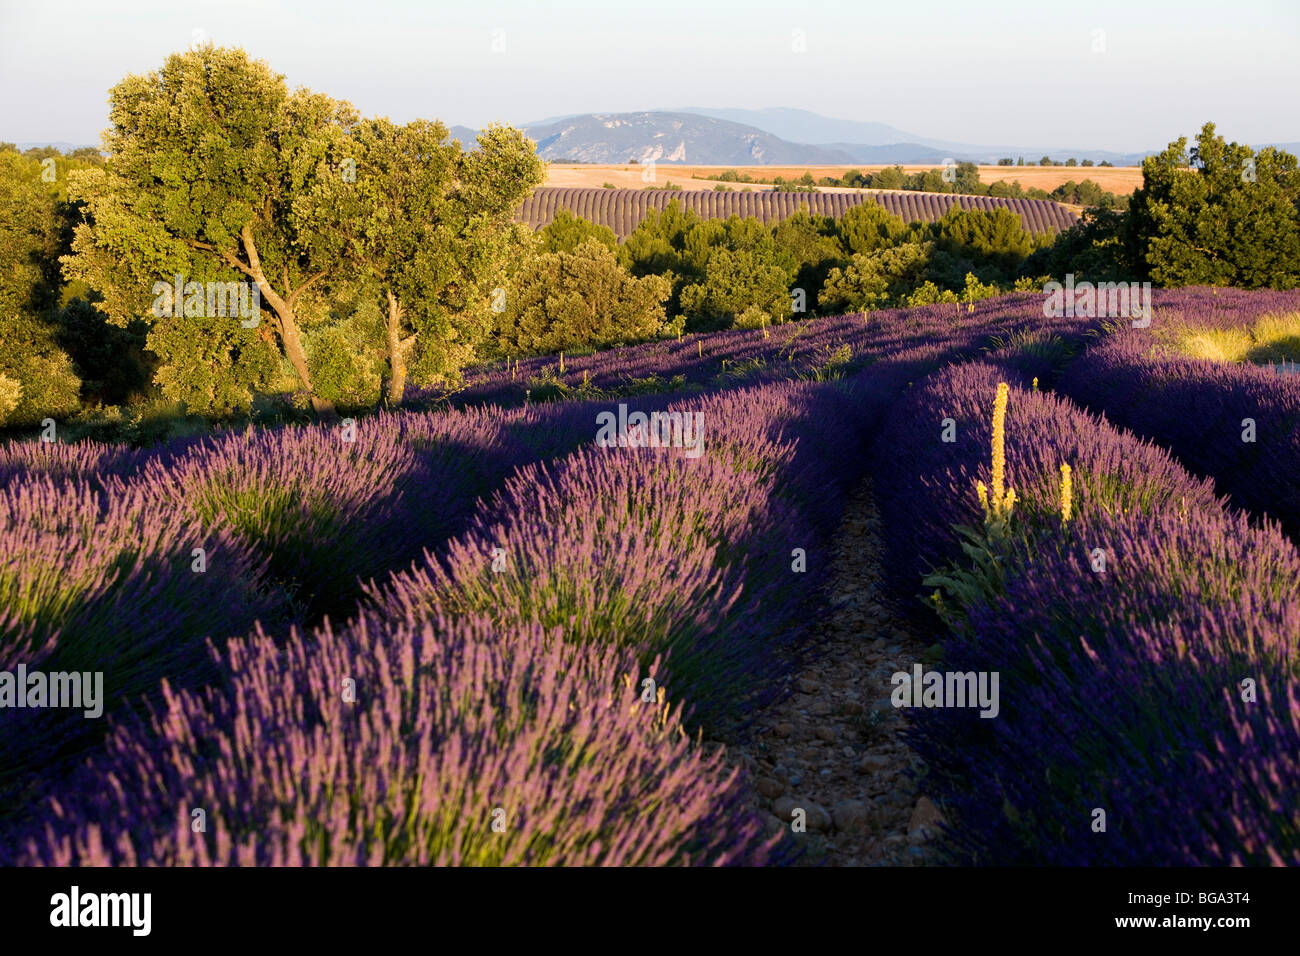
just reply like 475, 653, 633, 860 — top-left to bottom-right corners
546, 163, 1145, 194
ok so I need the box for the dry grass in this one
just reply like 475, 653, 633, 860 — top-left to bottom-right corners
1160, 312, 1300, 365
546, 164, 1144, 195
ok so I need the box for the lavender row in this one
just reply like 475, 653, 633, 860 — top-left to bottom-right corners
12, 612, 776, 866
10, 372, 897, 865
1057, 329, 1300, 539
871, 362, 1300, 864
441, 292, 1090, 408
369, 376, 886, 732
870, 360, 1222, 600
0, 477, 287, 827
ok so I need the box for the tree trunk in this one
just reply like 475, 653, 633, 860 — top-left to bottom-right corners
385, 290, 408, 406
240, 224, 335, 417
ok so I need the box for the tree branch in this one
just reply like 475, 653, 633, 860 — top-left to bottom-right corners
286, 270, 328, 307
184, 238, 256, 280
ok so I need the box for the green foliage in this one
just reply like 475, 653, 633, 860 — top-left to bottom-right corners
53, 298, 152, 406
1029, 207, 1138, 283
303, 117, 543, 402
619, 200, 705, 316
496, 239, 672, 355
305, 324, 384, 411
144, 314, 279, 416
818, 241, 935, 312
0, 150, 62, 318
59, 44, 365, 415
0, 311, 82, 426
772, 210, 846, 309
933, 206, 1034, 268
799, 343, 855, 382
903, 281, 960, 307
771, 172, 818, 192
679, 244, 791, 330
923, 522, 1017, 630
1128, 123, 1300, 288
538, 209, 617, 254
0, 373, 22, 425
733, 305, 770, 330
835, 202, 908, 257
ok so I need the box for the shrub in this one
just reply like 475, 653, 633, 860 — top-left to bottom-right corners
496, 240, 672, 355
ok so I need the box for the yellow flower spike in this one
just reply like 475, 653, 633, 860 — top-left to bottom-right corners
1059, 463, 1073, 523
991, 382, 1010, 506
1032, 377, 1038, 391
976, 480, 990, 517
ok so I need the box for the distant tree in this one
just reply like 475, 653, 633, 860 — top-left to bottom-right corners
1081, 159, 1095, 167
496, 239, 673, 354
66, 147, 104, 165
1098, 160, 1114, 167
1039, 156, 1053, 166
679, 244, 791, 329
987, 179, 1026, 199
1029, 206, 1137, 283
1065, 158, 1078, 167
538, 209, 617, 255
1127, 122, 1300, 288
870, 165, 908, 190
911, 168, 950, 192
932, 206, 1033, 278
835, 202, 908, 257
772, 209, 845, 307
818, 241, 934, 312
997, 158, 1014, 166
1016, 157, 1025, 166
619, 200, 703, 311
953, 161, 983, 194
772, 171, 818, 192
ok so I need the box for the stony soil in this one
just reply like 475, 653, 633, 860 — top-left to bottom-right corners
721, 476, 950, 865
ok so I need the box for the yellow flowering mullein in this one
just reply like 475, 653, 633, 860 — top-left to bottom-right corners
1059, 463, 1073, 523
977, 382, 1017, 527
1032, 377, 1038, 391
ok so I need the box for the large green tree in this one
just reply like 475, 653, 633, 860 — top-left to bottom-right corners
1128, 123, 1300, 288
63, 45, 362, 415
305, 119, 543, 403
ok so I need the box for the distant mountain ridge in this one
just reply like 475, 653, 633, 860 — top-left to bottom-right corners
449, 109, 1300, 167
512, 112, 854, 165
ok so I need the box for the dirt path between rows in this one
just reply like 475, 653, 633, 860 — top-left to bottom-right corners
722, 475, 949, 865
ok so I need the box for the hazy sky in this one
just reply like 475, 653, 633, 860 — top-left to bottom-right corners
2, 0, 1296, 152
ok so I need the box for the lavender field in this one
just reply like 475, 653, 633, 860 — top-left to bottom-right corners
2, 287, 1298, 866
